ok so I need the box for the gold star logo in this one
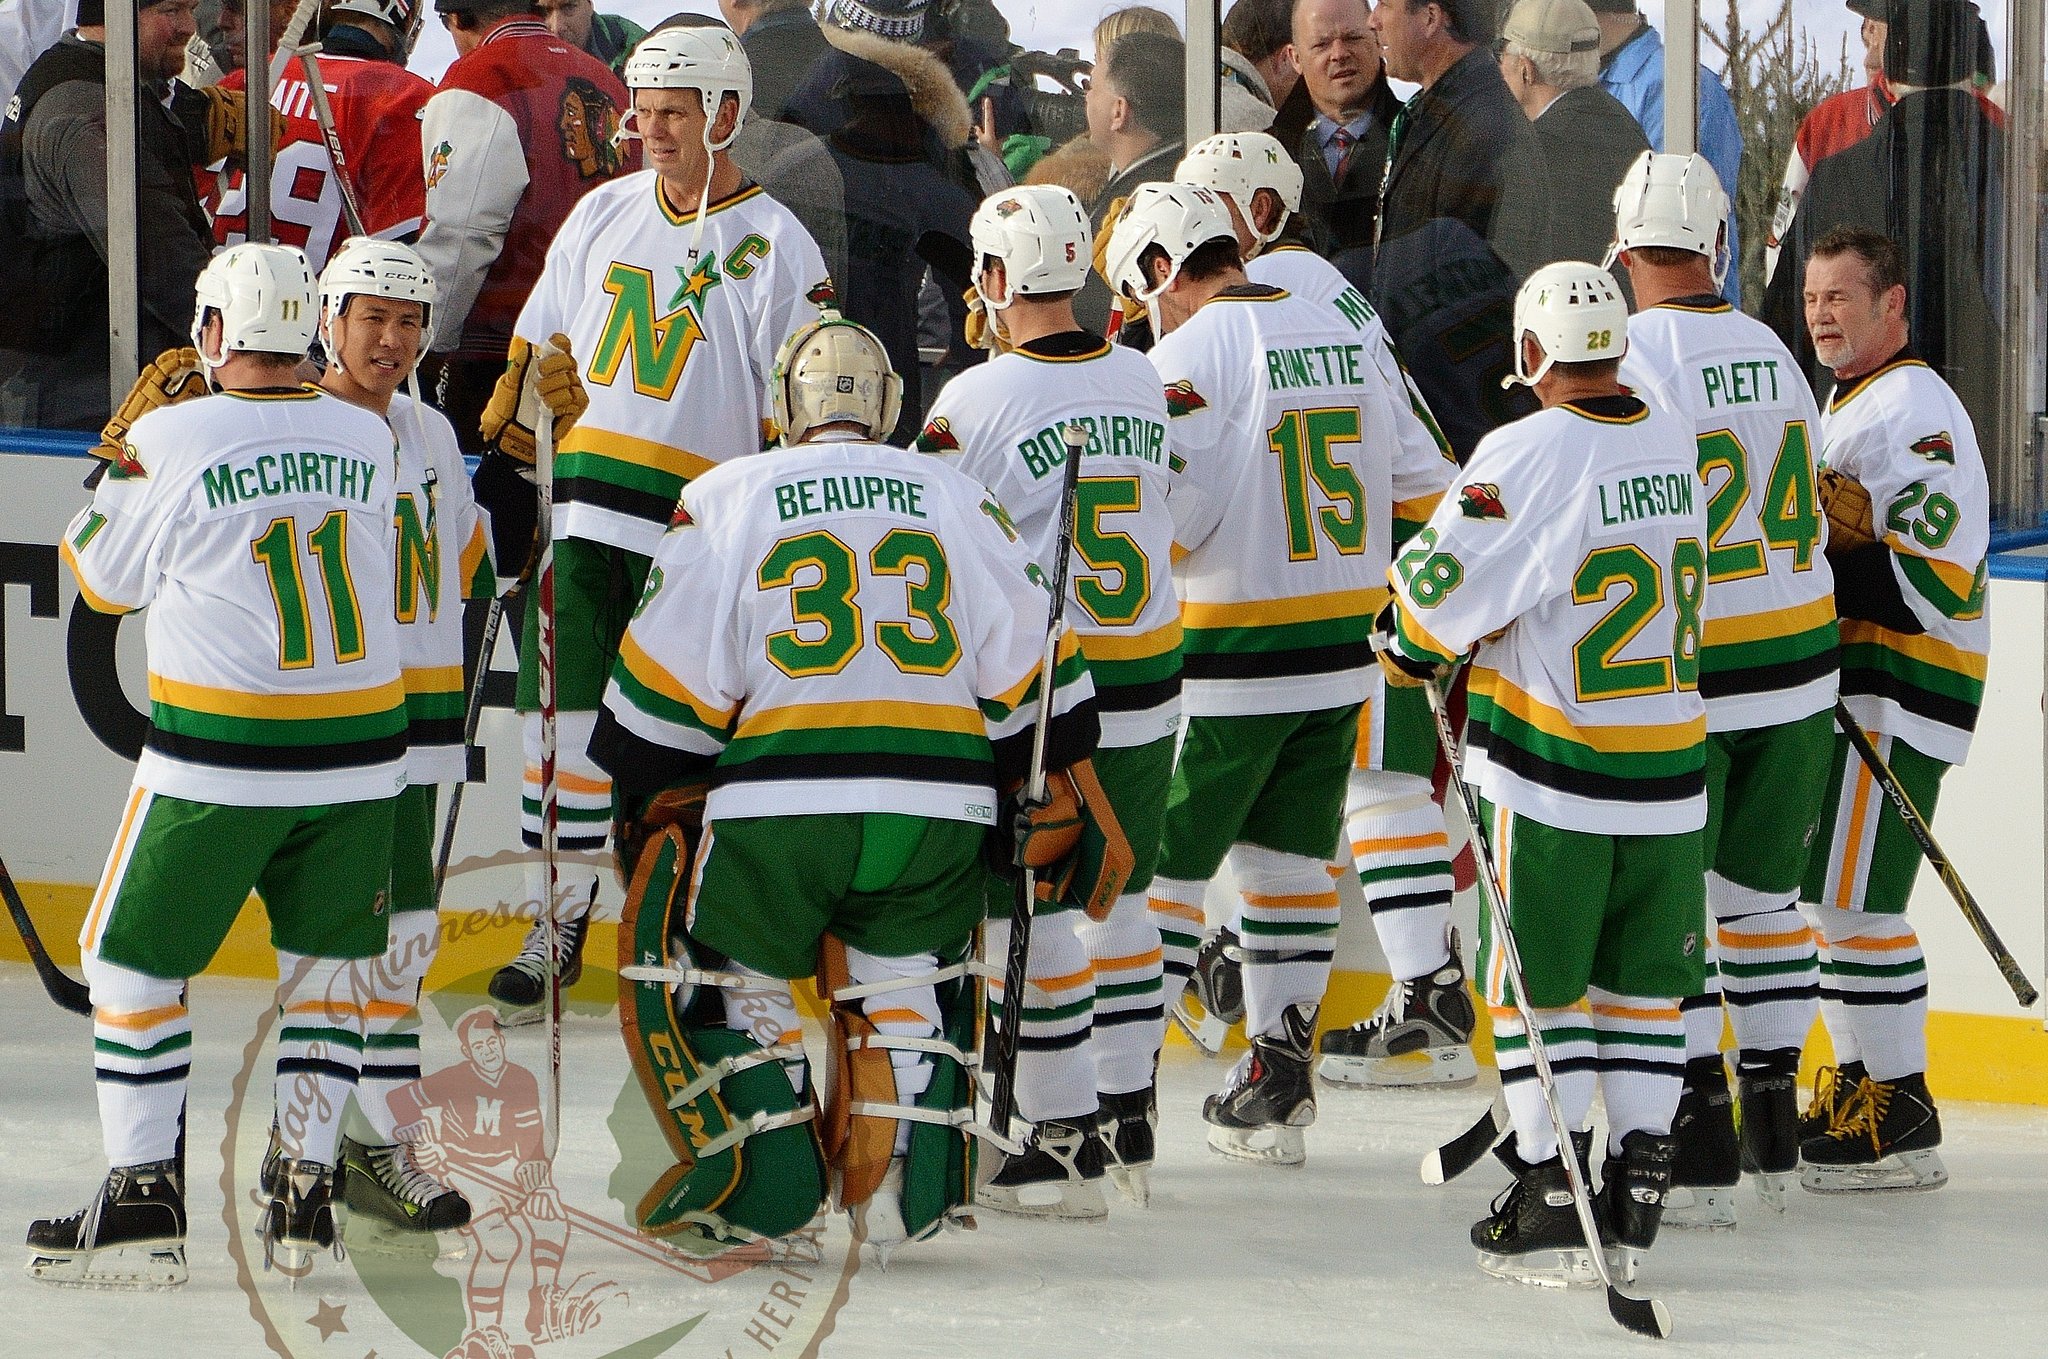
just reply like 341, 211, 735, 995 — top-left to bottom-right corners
669, 256, 723, 313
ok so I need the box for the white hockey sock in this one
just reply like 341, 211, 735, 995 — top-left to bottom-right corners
719, 963, 809, 1099
1345, 771, 1454, 981
83, 951, 191, 1167
1806, 904, 1926, 1081
1074, 890, 1166, 1096
1147, 875, 1207, 1016
1230, 846, 1339, 1039
1680, 931, 1725, 1062
274, 953, 374, 1166
1712, 884, 1820, 1056
841, 947, 946, 1156
522, 708, 612, 859
986, 913, 1098, 1123
1494, 1004, 1596, 1165
1590, 988, 1685, 1154
353, 910, 441, 1143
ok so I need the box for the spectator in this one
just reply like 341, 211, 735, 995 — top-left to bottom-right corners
1075, 28, 1184, 336
717, 0, 830, 120
1496, 0, 1647, 283
0, 0, 76, 109
0, 0, 212, 431
1292, 0, 1400, 256
1762, 0, 2004, 458
1225, 0, 1314, 149
1219, 44, 1278, 132
417, 0, 632, 453
535, 0, 644, 79
1585, 0, 1742, 303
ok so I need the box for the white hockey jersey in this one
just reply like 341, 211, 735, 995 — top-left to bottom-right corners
1622, 298, 1838, 732
918, 335, 1180, 749
1819, 354, 1989, 764
1150, 283, 1453, 718
516, 176, 833, 558
593, 436, 1099, 827
1386, 396, 1708, 835
389, 392, 502, 785
61, 388, 406, 807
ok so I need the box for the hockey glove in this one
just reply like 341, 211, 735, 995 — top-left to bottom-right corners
612, 782, 708, 894
963, 285, 1011, 354
1372, 601, 1452, 689
180, 84, 284, 165
991, 761, 1136, 921
1818, 466, 1876, 553
94, 347, 208, 464
1090, 197, 1150, 338
480, 334, 587, 466
471, 449, 541, 583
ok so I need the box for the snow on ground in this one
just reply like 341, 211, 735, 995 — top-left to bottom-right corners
3, 967, 2042, 1359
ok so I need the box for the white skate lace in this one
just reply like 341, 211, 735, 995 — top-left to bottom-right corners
508, 915, 585, 979
371, 1145, 450, 1207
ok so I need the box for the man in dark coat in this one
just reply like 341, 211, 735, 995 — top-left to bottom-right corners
717, 0, 832, 120
1292, 0, 1403, 255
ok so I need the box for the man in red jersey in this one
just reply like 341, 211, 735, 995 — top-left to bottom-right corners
418, 0, 635, 452
207, 0, 436, 272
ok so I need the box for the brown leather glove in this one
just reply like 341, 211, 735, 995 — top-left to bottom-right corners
963, 286, 1011, 354
1818, 466, 1876, 553
1091, 195, 1149, 336
95, 347, 208, 463
480, 334, 587, 466
188, 84, 285, 165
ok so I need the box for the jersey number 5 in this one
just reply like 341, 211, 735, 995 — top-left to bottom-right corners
1571, 539, 1706, 701
250, 511, 367, 670
759, 528, 961, 677
1072, 477, 1152, 627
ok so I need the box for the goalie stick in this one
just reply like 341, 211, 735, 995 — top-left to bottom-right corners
1, 853, 90, 1015
1422, 677, 1671, 1340
431, 595, 508, 909
985, 421, 1086, 1140
1833, 701, 2038, 1007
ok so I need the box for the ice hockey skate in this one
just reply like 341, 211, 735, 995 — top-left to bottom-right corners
1171, 928, 1244, 1057
25, 1160, 187, 1290
1471, 1143, 1596, 1288
261, 1157, 344, 1275
1317, 928, 1476, 1088
1661, 1055, 1739, 1228
1736, 1046, 1802, 1210
1096, 1087, 1157, 1206
339, 1136, 471, 1255
1597, 1130, 1676, 1283
1203, 1003, 1316, 1166
489, 911, 590, 1025
1801, 1071, 1947, 1193
977, 1118, 1108, 1219
1799, 1060, 1865, 1142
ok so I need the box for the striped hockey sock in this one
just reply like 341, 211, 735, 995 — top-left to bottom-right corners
1590, 988, 1686, 1152
522, 708, 612, 859
1492, 1004, 1596, 1165
354, 910, 440, 1142
1712, 884, 1820, 1056
1680, 933, 1725, 1062
83, 953, 191, 1167
1074, 890, 1166, 1096
985, 913, 1098, 1123
1148, 875, 1207, 1017
1230, 846, 1339, 1039
1807, 904, 1926, 1081
1345, 771, 1454, 981
274, 954, 371, 1166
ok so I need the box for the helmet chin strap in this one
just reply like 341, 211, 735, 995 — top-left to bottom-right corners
1501, 332, 1552, 391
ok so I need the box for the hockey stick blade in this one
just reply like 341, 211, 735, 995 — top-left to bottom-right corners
1609, 1288, 1673, 1340
1, 855, 91, 1015
1420, 1094, 1505, 1185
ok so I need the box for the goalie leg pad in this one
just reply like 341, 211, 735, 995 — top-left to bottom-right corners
619, 826, 826, 1252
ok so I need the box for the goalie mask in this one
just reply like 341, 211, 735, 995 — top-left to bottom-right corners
1605, 150, 1731, 289
1101, 182, 1237, 334
317, 236, 437, 374
192, 243, 318, 375
770, 316, 903, 446
969, 185, 1091, 311
1176, 132, 1304, 253
1503, 261, 1628, 390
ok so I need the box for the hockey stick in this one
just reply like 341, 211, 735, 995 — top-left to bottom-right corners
1422, 677, 1671, 1340
292, 45, 369, 239
986, 422, 1086, 1140
1832, 700, 2038, 1007
1421, 1093, 1508, 1187
430, 595, 508, 910
264, 0, 319, 94
533, 355, 564, 1159
0, 853, 91, 1015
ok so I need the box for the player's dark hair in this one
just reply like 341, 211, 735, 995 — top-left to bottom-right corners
1628, 244, 1702, 269
1177, 236, 1247, 284
1102, 31, 1186, 140
1811, 226, 1907, 297
1225, 0, 1293, 62
1554, 356, 1623, 381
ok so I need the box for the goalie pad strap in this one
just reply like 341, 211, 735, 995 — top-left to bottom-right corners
619, 964, 753, 988
846, 1033, 978, 1064
849, 1101, 972, 1128
665, 1041, 809, 1111
695, 1107, 818, 1161
829, 959, 975, 1001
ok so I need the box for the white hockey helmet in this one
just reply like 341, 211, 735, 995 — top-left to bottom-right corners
1605, 151, 1731, 288
969, 185, 1091, 310
770, 315, 903, 447
623, 26, 751, 151
1175, 132, 1304, 251
330, 0, 427, 56
1504, 261, 1628, 389
192, 243, 318, 370
1102, 182, 1238, 305
318, 236, 437, 370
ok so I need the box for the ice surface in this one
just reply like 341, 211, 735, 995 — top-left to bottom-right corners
3, 967, 2042, 1359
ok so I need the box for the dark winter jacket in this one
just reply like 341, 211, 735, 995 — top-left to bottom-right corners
1295, 79, 1402, 257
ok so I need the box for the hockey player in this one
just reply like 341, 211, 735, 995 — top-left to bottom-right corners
1176, 130, 1476, 1089
591, 316, 1128, 1258
1103, 182, 1439, 1165
1796, 226, 1988, 1193
1380, 261, 1706, 1284
29, 244, 407, 1285
474, 28, 833, 1020
207, 0, 437, 273
314, 237, 513, 1243
918, 184, 1180, 1216
1609, 152, 1838, 1225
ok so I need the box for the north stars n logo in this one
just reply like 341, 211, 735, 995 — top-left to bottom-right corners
557, 77, 624, 179
1458, 482, 1508, 521
1910, 431, 1957, 464
916, 417, 961, 453
1163, 379, 1207, 417
589, 263, 708, 400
